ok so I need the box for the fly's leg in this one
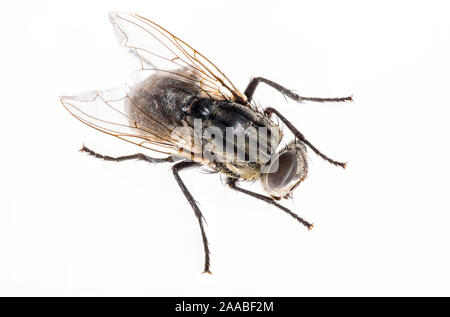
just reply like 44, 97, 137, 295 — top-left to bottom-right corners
265, 107, 347, 169
172, 161, 211, 274
244, 77, 353, 104
80, 144, 174, 164
227, 178, 313, 230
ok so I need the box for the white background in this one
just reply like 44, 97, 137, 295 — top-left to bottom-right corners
1, 0, 450, 296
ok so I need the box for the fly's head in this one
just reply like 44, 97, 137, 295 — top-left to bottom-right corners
260, 140, 308, 200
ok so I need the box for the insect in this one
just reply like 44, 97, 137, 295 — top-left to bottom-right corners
60, 12, 352, 273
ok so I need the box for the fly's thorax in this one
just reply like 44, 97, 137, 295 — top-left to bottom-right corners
260, 140, 308, 199
186, 100, 282, 176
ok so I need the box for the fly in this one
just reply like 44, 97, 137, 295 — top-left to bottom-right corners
60, 12, 353, 273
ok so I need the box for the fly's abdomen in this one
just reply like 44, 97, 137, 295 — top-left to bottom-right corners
127, 72, 200, 132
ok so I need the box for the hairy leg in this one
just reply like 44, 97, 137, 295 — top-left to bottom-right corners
244, 76, 352, 104
265, 107, 347, 169
80, 144, 173, 164
172, 161, 211, 274
227, 178, 313, 230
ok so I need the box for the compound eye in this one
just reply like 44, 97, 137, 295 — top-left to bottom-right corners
267, 151, 298, 190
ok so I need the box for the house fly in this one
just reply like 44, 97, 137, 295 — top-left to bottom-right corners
60, 12, 352, 273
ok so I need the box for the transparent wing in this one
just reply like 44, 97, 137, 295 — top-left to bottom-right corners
60, 86, 203, 158
109, 12, 247, 104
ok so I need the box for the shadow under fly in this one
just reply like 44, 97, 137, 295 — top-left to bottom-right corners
60, 12, 352, 273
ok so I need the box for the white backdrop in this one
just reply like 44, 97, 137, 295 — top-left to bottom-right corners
1, 0, 450, 296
